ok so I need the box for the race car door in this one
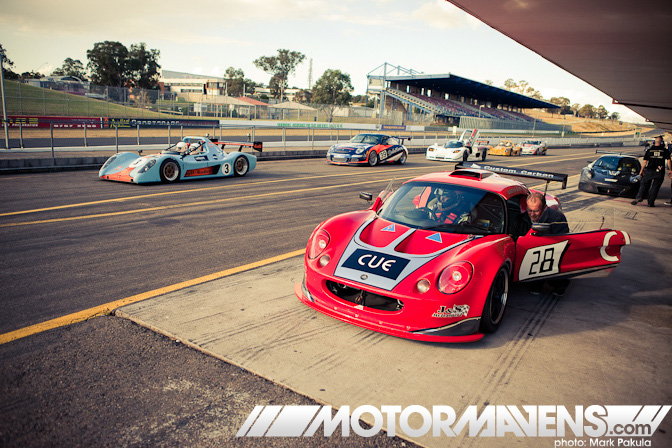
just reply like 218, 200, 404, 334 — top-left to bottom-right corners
513, 228, 631, 282
181, 147, 219, 178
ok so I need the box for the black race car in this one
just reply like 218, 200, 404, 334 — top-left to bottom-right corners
578, 151, 641, 197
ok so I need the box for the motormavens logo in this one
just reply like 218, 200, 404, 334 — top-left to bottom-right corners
237, 405, 670, 444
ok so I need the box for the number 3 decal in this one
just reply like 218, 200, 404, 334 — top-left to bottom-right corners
519, 240, 569, 281
223, 163, 231, 175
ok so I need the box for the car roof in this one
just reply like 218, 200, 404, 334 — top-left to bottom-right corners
597, 153, 638, 159
406, 170, 530, 200
356, 133, 390, 137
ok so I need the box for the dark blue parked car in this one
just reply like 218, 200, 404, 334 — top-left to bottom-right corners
578, 152, 641, 197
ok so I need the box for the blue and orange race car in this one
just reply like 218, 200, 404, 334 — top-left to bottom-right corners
326, 133, 409, 166
99, 136, 261, 184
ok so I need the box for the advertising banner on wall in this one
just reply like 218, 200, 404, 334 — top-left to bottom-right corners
6, 116, 105, 129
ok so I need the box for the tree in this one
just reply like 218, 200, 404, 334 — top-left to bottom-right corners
87, 41, 129, 87
578, 104, 596, 118
549, 97, 571, 115
503, 78, 517, 91
610, 111, 620, 121
596, 105, 609, 120
570, 103, 581, 116
19, 71, 44, 80
293, 89, 312, 103
0, 44, 19, 80
484, 79, 494, 86
52, 58, 88, 80
312, 69, 354, 122
312, 69, 353, 105
87, 41, 161, 89
253, 49, 306, 100
126, 43, 161, 89
223, 66, 257, 97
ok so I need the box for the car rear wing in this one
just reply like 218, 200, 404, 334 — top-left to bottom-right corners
595, 149, 640, 157
213, 141, 263, 152
455, 161, 568, 190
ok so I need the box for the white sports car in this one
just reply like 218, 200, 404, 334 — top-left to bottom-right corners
426, 140, 487, 162
520, 140, 548, 155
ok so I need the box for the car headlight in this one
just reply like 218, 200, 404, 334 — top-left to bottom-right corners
355, 147, 367, 154
308, 229, 330, 259
586, 169, 593, 179
101, 154, 119, 169
328, 145, 335, 153
438, 261, 473, 294
137, 159, 156, 173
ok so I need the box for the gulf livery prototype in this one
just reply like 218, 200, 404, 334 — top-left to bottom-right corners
296, 162, 630, 343
326, 133, 409, 166
99, 136, 261, 184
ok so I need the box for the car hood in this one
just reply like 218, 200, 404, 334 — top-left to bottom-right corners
330, 216, 478, 291
331, 143, 373, 153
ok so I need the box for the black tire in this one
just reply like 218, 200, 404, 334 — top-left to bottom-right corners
368, 151, 379, 167
480, 266, 509, 333
397, 152, 407, 165
481, 149, 487, 161
159, 159, 180, 183
233, 155, 249, 176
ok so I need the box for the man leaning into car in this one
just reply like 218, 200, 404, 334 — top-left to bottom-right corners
521, 192, 570, 297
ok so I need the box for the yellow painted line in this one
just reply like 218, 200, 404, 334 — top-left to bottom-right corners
0, 175, 418, 228
0, 249, 306, 345
0, 166, 433, 218
0, 152, 592, 218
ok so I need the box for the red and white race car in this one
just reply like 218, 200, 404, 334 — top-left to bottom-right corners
295, 162, 630, 342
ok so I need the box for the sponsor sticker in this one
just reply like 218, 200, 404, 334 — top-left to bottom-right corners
432, 304, 470, 318
342, 249, 410, 280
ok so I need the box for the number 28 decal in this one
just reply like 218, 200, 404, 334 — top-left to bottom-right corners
519, 240, 569, 281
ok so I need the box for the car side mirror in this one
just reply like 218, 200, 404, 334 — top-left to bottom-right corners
359, 192, 373, 203
587, 160, 592, 164
532, 223, 551, 235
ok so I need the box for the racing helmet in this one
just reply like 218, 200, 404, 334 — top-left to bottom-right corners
176, 142, 188, 151
189, 143, 201, 151
436, 188, 457, 204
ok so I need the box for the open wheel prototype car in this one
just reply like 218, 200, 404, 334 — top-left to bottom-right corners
99, 136, 261, 184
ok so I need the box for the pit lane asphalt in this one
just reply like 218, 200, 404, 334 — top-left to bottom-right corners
1, 148, 670, 447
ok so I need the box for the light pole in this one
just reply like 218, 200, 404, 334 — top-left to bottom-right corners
0, 54, 9, 150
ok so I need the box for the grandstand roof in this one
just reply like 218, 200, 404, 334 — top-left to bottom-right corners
370, 73, 558, 110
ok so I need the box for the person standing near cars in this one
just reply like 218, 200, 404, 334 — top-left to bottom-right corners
632, 135, 672, 207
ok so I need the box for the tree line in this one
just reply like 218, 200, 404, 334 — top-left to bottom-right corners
502, 78, 620, 121
1, 43, 620, 119
1, 43, 354, 109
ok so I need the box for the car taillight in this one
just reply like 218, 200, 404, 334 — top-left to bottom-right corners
308, 229, 330, 259
438, 262, 473, 294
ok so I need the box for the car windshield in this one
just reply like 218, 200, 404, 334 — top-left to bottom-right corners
444, 141, 463, 148
377, 182, 506, 235
350, 134, 383, 145
594, 156, 622, 170
595, 156, 639, 173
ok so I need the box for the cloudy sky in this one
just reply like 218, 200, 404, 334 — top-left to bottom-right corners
0, 0, 645, 122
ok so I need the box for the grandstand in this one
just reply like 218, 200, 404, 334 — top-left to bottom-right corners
366, 63, 559, 130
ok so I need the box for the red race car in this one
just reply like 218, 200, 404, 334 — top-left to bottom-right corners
295, 162, 631, 343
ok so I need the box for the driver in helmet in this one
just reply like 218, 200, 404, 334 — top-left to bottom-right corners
175, 141, 188, 153
431, 188, 473, 224
188, 142, 203, 154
